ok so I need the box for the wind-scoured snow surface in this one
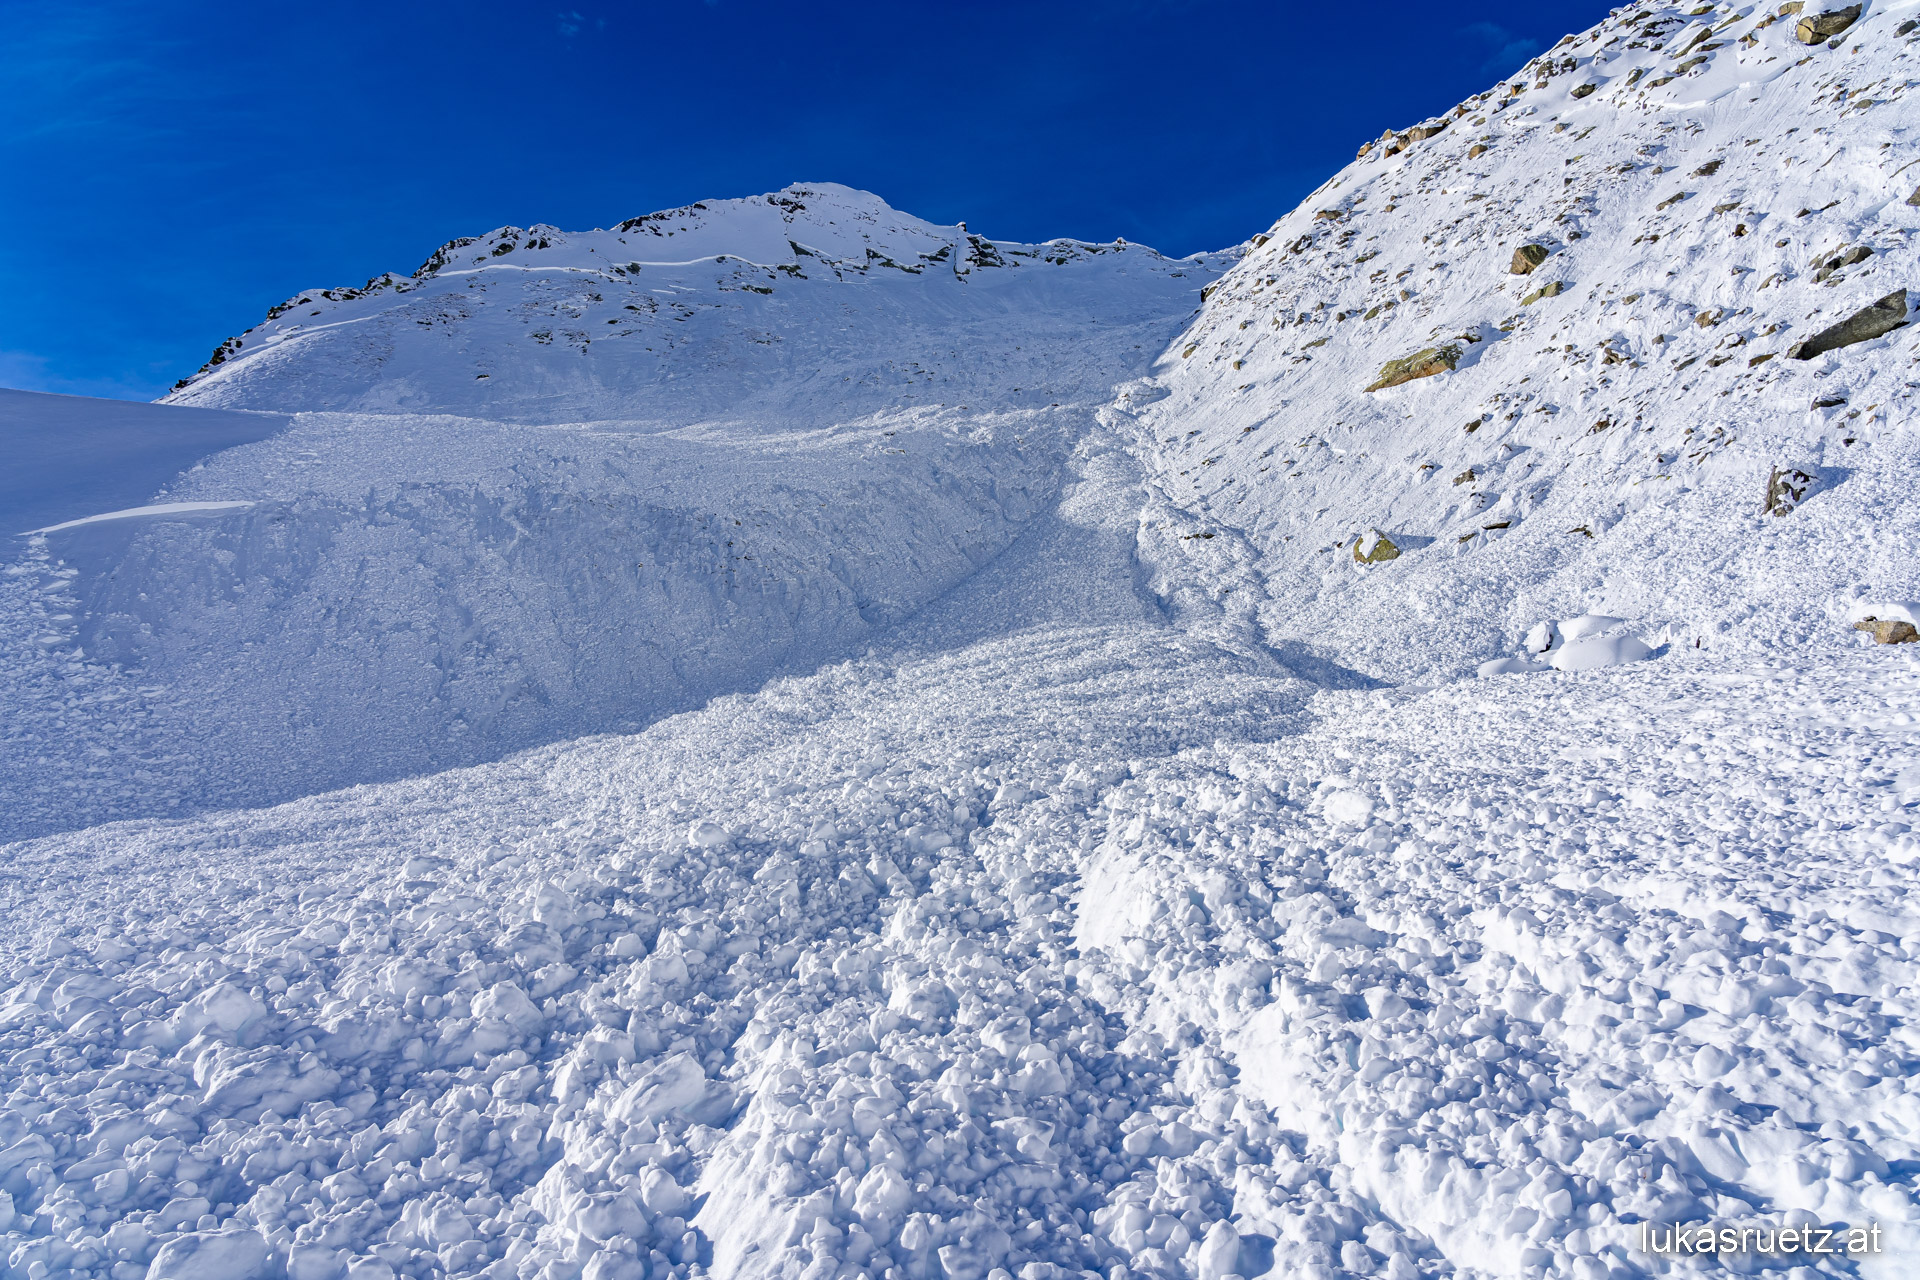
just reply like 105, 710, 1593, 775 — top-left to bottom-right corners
4, 9, 1920, 1280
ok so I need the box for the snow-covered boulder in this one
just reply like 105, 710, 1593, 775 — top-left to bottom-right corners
1352, 528, 1400, 563
1548, 633, 1653, 672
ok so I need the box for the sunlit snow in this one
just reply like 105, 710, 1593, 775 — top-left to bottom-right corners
5, 6, 1920, 1280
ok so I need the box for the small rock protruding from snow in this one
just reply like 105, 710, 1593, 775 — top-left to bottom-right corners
1509, 243, 1551, 275
1352, 528, 1400, 563
1850, 601, 1920, 644
1363, 343, 1461, 392
1764, 466, 1819, 516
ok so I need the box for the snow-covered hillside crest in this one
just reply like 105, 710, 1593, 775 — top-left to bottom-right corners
1138, 0, 1920, 682
166, 183, 1225, 423
2, 185, 1233, 839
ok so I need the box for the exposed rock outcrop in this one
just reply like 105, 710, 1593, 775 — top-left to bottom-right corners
1796, 4, 1862, 44
1787, 290, 1909, 360
1510, 244, 1551, 275
1363, 344, 1462, 392
1763, 466, 1817, 516
1352, 529, 1401, 563
1855, 618, 1920, 644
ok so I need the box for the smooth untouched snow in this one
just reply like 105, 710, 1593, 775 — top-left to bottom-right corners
4, 5, 1920, 1280
0, 390, 285, 537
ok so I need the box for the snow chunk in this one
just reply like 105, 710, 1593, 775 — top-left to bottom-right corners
638, 1165, 689, 1215
608, 1052, 707, 1124
175, 983, 267, 1037
147, 1229, 270, 1280
29, 500, 257, 536
1847, 601, 1920, 627
1322, 790, 1376, 827
853, 1165, 913, 1225
1558, 614, 1627, 642
1197, 1221, 1242, 1280
687, 819, 730, 848
1478, 656, 1548, 677
1548, 634, 1653, 672
472, 982, 545, 1034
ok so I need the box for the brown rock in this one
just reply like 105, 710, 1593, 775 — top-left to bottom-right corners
1787, 289, 1909, 359
1510, 244, 1551, 275
1468, 143, 1489, 159
1364, 344, 1463, 392
1854, 618, 1919, 644
1570, 83, 1598, 98
1353, 529, 1401, 563
1763, 466, 1815, 516
1811, 244, 1872, 281
1796, 4, 1862, 43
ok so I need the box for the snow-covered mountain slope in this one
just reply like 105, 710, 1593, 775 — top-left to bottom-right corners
0, 187, 1229, 840
6, 436, 1918, 1280
6, 9, 1920, 1280
1137, 0, 1920, 682
163, 183, 1213, 426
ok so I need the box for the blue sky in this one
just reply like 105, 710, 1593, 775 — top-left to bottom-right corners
2, 0, 1609, 400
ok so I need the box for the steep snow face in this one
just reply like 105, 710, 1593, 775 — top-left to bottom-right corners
0, 187, 1228, 839
0, 390, 286, 537
1138, 1, 1920, 682
164, 182, 1217, 425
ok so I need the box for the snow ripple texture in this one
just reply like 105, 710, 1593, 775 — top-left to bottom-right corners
4, 7, 1920, 1280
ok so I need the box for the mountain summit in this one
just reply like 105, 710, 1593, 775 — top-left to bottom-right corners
165, 182, 1226, 423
